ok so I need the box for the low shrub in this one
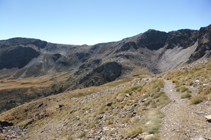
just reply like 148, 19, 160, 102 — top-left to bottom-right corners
77, 132, 86, 138
189, 96, 203, 105
181, 93, 192, 99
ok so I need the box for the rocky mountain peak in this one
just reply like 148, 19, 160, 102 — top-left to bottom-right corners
137, 29, 168, 50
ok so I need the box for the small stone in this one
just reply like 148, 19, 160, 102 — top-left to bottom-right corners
56, 104, 63, 109
205, 115, 211, 121
126, 94, 130, 97
142, 98, 149, 102
106, 103, 112, 106
133, 103, 139, 107
103, 127, 109, 131
145, 134, 154, 139
37, 103, 43, 108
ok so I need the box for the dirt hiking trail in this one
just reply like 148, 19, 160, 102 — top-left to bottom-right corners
161, 80, 211, 140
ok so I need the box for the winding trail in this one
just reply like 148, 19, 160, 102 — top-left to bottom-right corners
161, 80, 211, 140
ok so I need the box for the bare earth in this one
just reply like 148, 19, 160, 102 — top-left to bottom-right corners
161, 80, 211, 140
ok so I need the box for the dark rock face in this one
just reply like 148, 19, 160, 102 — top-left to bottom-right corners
94, 62, 122, 82
188, 24, 211, 62
115, 54, 135, 59
166, 29, 197, 49
79, 72, 94, 84
7, 38, 34, 45
116, 42, 137, 52
0, 46, 40, 70
75, 59, 102, 76
75, 53, 90, 59
58, 61, 69, 66
0, 44, 10, 48
7, 38, 47, 49
52, 53, 61, 61
137, 30, 168, 50
89, 45, 100, 53
32, 39, 47, 49
103, 62, 122, 81
95, 65, 104, 73
77, 61, 122, 87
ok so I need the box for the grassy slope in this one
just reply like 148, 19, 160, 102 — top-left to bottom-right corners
0, 61, 151, 113
2, 58, 211, 139
0, 74, 170, 139
0, 70, 75, 113
163, 58, 211, 104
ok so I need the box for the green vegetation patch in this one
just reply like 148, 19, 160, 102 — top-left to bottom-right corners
125, 85, 143, 93
77, 132, 86, 138
181, 93, 192, 99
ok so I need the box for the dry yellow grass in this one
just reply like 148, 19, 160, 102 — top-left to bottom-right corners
0, 73, 169, 139
163, 59, 211, 102
189, 96, 204, 105
0, 71, 74, 90
121, 124, 143, 138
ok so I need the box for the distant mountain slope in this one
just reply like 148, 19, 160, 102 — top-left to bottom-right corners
1, 25, 210, 78
0, 24, 210, 113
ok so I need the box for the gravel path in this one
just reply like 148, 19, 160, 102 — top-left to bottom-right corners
161, 80, 211, 140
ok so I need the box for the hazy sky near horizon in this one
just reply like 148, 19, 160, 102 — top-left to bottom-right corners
1, 0, 211, 45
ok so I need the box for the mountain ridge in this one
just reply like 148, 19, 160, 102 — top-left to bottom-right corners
1, 24, 210, 75
0, 24, 211, 139
0, 24, 210, 113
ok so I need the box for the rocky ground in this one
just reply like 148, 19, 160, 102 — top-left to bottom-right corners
161, 80, 211, 140
0, 125, 28, 140
0, 77, 168, 140
1, 59, 211, 140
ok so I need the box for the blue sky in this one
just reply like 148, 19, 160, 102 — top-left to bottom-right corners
0, 0, 211, 45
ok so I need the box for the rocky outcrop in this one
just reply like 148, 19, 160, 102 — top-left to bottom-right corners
102, 62, 122, 82
31, 39, 47, 49
116, 42, 137, 53
52, 53, 61, 62
188, 24, 211, 63
137, 29, 168, 50
76, 61, 122, 88
0, 46, 40, 69
75, 59, 102, 76
166, 29, 197, 49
